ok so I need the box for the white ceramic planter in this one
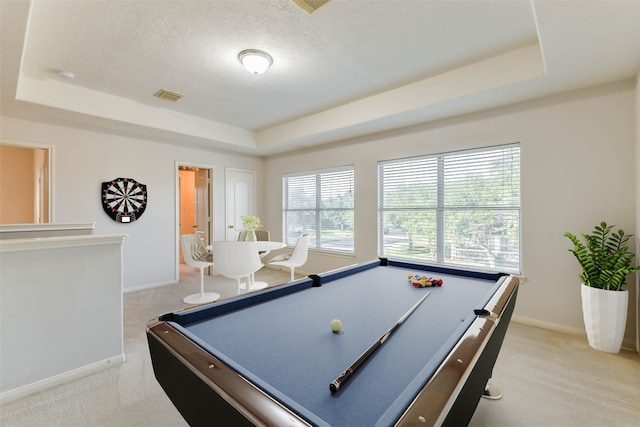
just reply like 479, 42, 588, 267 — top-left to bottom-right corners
580, 284, 628, 353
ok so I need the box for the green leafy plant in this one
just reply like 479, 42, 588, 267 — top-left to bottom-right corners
564, 221, 640, 291
241, 215, 263, 231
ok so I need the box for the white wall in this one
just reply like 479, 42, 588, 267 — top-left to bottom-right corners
1, 234, 125, 398
0, 117, 263, 291
263, 80, 638, 347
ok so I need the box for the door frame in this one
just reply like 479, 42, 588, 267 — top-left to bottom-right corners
175, 161, 214, 283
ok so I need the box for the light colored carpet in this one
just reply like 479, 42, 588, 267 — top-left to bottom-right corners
469, 322, 640, 426
1, 266, 639, 426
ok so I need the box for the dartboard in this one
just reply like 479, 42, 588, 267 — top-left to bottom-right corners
101, 177, 147, 223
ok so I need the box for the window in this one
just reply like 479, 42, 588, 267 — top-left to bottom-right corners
378, 144, 520, 273
283, 167, 354, 252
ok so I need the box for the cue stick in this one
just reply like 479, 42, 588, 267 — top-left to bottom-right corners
329, 291, 431, 393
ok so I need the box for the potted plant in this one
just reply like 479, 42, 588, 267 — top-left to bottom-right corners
241, 215, 263, 241
564, 221, 640, 352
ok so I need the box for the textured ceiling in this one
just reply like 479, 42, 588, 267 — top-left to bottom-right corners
2, 0, 640, 155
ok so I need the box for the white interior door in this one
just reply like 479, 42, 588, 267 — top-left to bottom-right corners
225, 168, 256, 241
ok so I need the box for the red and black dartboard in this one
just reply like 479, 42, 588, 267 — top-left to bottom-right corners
101, 177, 147, 223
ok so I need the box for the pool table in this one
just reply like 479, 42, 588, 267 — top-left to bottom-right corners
147, 258, 518, 427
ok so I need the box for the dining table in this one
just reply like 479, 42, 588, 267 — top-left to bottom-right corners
206, 240, 287, 253
251, 240, 287, 252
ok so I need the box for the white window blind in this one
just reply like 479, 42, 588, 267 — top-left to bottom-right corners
378, 144, 520, 273
283, 167, 354, 252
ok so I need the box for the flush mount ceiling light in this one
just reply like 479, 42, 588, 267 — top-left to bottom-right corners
238, 49, 273, 75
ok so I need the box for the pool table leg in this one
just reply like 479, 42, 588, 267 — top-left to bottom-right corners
482, 382, 502, 400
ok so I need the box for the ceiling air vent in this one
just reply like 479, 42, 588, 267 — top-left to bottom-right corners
154, 89, 184, 102
292, 0, 330, 13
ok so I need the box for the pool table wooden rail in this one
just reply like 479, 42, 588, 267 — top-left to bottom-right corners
396, 274, 518, 426
147, 321, 313, 427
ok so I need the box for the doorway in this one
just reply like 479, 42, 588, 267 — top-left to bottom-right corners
177, 164, 213, 275
0, 142, 51, 224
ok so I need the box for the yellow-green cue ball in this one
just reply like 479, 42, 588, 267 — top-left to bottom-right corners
330, 319, 342, 333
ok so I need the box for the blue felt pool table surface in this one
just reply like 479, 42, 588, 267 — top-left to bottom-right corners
165, 260, 504, 427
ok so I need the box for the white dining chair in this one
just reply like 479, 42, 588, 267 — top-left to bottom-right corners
211, 241, 267, 294
268, 234, 310, 282
180, 234, 220, 304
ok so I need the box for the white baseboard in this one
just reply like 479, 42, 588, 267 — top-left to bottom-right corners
511, 315, 637, 351
0, 354, 124, 405
511, 315, 587, 337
